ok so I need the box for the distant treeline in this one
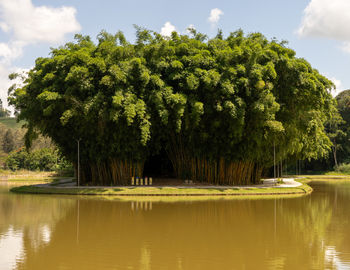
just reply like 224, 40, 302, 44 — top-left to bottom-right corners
0, 124, 25, 154
0, 116, 71, 172
303, 89, 350, 173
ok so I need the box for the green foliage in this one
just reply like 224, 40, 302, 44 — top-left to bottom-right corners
334, 90, 350, 161
7, 28, 336, 185
2, 129, 15, 153
309, 89, 350, 171
334, 163, 350, 174
5, 148, 70, 171
324, 107, 346, 167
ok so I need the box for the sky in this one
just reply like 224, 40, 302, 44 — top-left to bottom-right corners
0, 0, 350, 109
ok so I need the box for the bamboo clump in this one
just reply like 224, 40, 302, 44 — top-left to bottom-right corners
76, 135, 264, 186
167, 135, 263, 185
77, 159, 144, 186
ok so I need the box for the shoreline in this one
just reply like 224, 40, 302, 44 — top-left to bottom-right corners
9, 178, 313, 197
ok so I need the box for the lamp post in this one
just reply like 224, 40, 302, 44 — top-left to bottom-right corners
76, 139, 81, 186
273, 140, 276, 182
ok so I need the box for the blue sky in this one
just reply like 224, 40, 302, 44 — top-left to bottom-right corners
1, 0, 350, 108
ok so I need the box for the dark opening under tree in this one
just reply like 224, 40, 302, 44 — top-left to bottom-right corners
8, 28, 336, 185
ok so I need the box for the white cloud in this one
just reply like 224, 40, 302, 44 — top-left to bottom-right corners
0, 65, 18, 108
330, 77, 343, 97
208, 8, 223, 26
0, 0, 80, 110
0, 42, 23, 64
0, 0, 81, 44
160, 22, 177, 37
298, 0, 350, 45
0, 65, 29, 111
341, 41, 350, 53
0, 22, 9, 32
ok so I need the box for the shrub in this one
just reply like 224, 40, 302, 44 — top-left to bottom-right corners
5, 148, 71, 171
335, 163, 350, 174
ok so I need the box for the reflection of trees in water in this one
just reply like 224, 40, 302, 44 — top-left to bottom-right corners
0, 190, 74, 233
317, 182, 350, 269
0, 184, 75, 259
14, 194, 336, 270
287, 181, 350, 270
278, 195, 333, 269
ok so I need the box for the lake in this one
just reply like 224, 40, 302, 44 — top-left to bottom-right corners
1, 181, 350, 269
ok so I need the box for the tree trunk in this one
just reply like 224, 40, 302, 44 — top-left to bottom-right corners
79, 159, 144, 186
333, 143, 338, 168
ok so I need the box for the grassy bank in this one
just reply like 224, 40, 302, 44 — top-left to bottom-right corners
301, 175, 350, 182
73, 193, 310, 203
0, 170, 67, 182
9, 173, 350, 197
10, 181, 312, 196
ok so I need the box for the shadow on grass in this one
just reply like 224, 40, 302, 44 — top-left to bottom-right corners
112, 188, 124, 192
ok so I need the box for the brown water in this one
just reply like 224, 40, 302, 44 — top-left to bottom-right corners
1, 181, 350, 270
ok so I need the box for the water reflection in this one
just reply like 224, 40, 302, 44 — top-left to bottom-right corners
15, 196, 332, 269
131, 201, 153, 211
324, 246, 350, 269
0, 227, 24, 270
0, 182, 75, 270
2, 181, 350, 269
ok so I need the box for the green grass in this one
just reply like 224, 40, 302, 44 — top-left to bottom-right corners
0, 169, 61, 176
0, 170, 62, 183
6, 178, 54, 182
301, 175, 350, 182
10, 182, 312, 196
323, 171, 350, 176
0, 117, 24, 129
301, 174, 350, 179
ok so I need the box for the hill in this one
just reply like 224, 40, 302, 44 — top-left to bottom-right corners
0, 117, 24, 129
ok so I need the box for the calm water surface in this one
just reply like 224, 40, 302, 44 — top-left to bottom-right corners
1, 181, 350, 270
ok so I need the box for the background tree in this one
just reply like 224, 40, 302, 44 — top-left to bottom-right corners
2, 129, 15, 153
332, 90, 350, 165
325, 109, 346, 168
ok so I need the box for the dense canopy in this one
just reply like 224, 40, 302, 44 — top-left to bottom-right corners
8, 28, 336, 185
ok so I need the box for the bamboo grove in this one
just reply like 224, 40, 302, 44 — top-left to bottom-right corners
8, 28, 336, 185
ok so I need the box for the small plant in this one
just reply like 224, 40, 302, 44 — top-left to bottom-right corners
277, 178, 284, 184
335, 163, 350, 174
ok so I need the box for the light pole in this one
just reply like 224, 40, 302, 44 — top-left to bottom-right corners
76, 139, 81, 186
273, 140, 276, 182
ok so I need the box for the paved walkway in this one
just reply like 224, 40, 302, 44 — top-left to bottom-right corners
262, 178, 302, 188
